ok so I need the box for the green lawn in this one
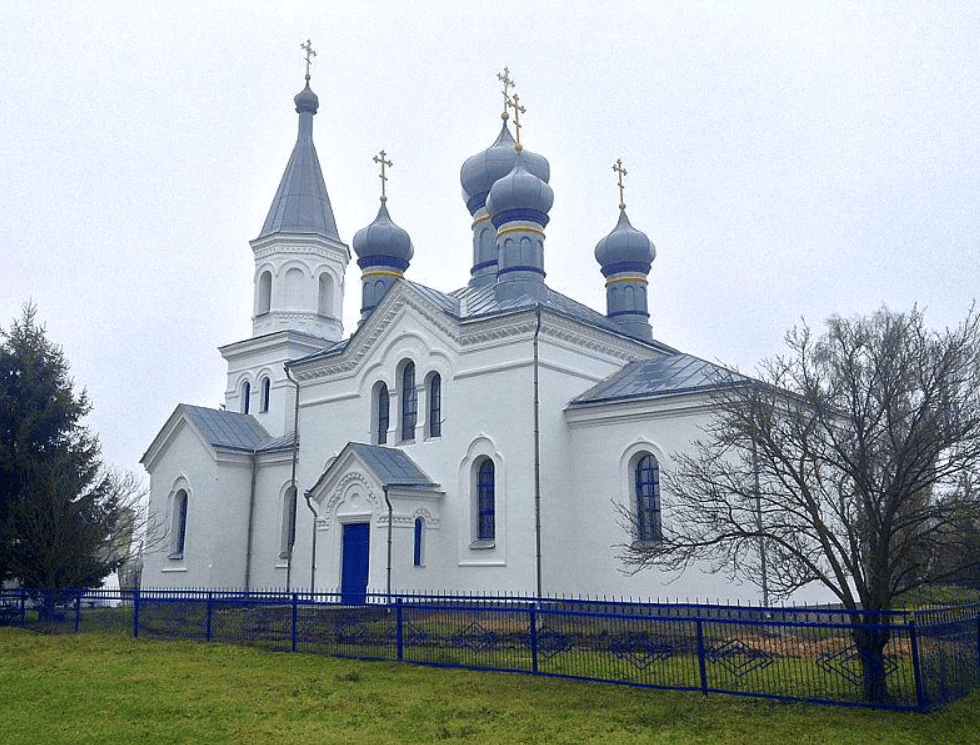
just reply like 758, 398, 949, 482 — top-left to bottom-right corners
0, 627, 977, 744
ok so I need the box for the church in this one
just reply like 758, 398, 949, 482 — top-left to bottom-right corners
141, 59, 753, 603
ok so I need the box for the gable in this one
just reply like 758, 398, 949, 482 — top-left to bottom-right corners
141, 404, 273, 472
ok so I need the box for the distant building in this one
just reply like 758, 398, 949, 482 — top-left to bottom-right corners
140, 67, 769, 602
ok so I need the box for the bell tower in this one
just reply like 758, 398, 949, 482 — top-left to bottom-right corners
220, 41, 349, 436
249, 40, 349, 342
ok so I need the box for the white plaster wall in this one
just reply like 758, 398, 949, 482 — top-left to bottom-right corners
564, 398, 837, 605
142, 423, 252, 588
563, 400, 743, 601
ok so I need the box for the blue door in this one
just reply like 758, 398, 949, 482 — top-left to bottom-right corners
341, 523, 370, 604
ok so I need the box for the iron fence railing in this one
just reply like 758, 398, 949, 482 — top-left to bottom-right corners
1, 587, 977, 711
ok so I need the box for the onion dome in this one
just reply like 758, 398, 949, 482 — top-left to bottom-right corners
485, 152, 555, 228
294, 82, 319, 114
460, 122, 550, 216
594, 209, 656, 276
352, 202, 414, 271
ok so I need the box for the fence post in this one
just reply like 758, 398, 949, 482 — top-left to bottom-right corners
206, 592, 213, 642
696, 618, 709, 694
19, 588, 26, 626
976, 612, 980, 673
291, 593, 298, 653
74, 594, 81, 633
909, 621, 927, 711
529, 603, 539, 675
396, 597, 404, 662
132, 588, 140, 639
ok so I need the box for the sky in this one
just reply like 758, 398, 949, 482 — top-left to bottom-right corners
3, 1, 978, 481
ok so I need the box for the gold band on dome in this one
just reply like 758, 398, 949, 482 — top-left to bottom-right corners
496, 224, 545, 238
471, 213, 491, 227
362, 269, 403, 279
605, 274, 648, 286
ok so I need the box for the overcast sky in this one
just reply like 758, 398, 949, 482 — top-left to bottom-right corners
3, 1, 978, 480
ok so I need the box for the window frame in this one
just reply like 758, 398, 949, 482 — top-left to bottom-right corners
279, 486, 297, 560
634, 453, 662, 543
169, 489, 188, 560
413, 517, 424, 567
257, 270, 272, 315
427, 373, 442, 438
259, 376, 271, 413
400, 361, 417, 441
241, 380, 251, 414
476, 458, 495, 542
376, 383, 390, 445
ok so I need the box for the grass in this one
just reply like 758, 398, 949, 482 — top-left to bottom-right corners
1, 628, 979, 744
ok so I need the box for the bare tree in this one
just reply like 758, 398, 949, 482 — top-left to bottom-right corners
6, 461, 161, 618
622, 306, 980, 702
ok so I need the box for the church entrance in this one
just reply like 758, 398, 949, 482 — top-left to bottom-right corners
341, 522, 370, 604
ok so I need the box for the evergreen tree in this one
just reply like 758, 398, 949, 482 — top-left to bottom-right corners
0, 303, 128, 590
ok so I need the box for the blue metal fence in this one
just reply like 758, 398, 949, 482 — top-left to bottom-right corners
2, 587, 977, 711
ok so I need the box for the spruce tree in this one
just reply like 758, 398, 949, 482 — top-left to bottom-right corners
0, 303, 125, 590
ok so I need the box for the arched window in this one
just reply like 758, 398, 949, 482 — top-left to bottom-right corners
376, 383, 389, 445
280, 486, 297, 560
477, 459, 495, 541
413, 517, 424, 567
170, 489, 188, 559
284, 267, 305, 310
257, 271, 272, 315
635, 454, 661, 541
259, 376, 271, 413
241, 381, 251, 414
401, 362, 417, 441
428, 374, 442, 438
318, 273, 333, 316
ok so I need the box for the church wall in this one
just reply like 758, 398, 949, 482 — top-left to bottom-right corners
142, 425, 252, 589
532, 333, 651, 597
222, 341, 302, 438
564, 397, 758, 602
241, 454, 297, 589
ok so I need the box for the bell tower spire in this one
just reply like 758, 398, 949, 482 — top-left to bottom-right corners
249, 41, 350, 341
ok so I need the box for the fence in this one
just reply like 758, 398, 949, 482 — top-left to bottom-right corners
2, 587, 977, 711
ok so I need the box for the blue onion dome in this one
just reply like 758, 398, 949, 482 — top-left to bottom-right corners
460, 122, 550, 216
594, 209, 656, 275
485, 152, 555, 227
352, 202, 414, 269
294, 82, 319, 114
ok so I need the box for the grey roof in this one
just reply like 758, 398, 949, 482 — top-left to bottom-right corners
256, 432, 297, 453
180, 405, 271, 452
257, 114, 341, 241
347, 443, 438, 487
291, 279, 674, 368
570, 353, 746, 407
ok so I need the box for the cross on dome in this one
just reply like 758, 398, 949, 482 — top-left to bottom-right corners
613, 158, 628, 210
497, 67, 515, 118
301, 39, 317, 80
506, 92, 526, 151
373, 150, 393, 202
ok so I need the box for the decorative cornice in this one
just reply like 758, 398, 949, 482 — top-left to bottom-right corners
291, 286, 460, 381
538, 313, 654, 363
457, 310, 654, 365
253, 245, 349, 262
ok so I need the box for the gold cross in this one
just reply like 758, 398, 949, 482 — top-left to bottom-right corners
505, 92, 526, 150
497, 67, 515, 118
373, 150, 393, 202
613, 158, 628, 210
301, 39, 317, 80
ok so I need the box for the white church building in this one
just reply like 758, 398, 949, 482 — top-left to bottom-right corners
141, 65, 756, 603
